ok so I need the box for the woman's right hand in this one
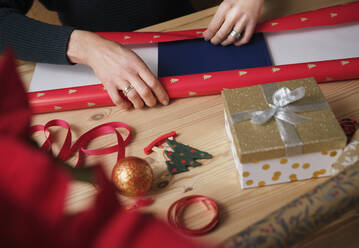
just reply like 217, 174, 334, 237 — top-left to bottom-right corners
67, 30, 169, 109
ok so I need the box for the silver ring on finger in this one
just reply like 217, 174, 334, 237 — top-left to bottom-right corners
123, 85, 134, 96
229, 29, 241, 40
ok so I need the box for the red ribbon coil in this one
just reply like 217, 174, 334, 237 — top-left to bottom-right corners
167, 195, 219, 236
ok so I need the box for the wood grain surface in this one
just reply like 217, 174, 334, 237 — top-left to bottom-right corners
18, 0, 359, 246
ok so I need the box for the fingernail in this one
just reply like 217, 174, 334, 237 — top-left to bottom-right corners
211, 39, 218, 45
120, 104, 130, 110
203, 33, 209, 41
162, 99, 169, 106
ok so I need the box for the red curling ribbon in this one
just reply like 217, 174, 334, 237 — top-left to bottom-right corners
144, 131, 177, 155
167, 195, 219, 236
31, 119, 131, 167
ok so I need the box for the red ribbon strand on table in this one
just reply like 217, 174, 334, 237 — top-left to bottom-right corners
167, 195, 219, 236
31, 119, 131, 167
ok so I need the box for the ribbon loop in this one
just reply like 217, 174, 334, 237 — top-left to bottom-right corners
251, 109, 276, 125
31, 120, 131, 168
272, 87, 305, 107
251, 86, 309, 126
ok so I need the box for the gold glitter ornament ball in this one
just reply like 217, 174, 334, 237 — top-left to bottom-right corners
112, 156, 153, 197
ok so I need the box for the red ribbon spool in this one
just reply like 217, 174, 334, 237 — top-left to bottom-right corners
167, 195, 219, 236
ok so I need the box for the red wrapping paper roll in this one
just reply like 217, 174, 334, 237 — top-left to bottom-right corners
28, 2, 359, 113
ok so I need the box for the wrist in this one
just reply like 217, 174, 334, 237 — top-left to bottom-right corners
67, 30, 100, 64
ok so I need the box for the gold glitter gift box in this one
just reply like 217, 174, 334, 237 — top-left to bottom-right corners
222, 78, 346, 188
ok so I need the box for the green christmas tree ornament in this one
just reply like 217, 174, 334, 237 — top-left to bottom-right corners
164, 138, 212, 174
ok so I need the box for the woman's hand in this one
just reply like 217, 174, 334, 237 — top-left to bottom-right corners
203, 0, 264, 46
67, 30, 169, 109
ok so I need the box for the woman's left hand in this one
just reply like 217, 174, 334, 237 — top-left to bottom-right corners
203, 0, 264, 46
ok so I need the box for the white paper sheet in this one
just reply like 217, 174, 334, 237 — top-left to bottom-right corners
29, 44, 158, 92
265, 22, 359, 66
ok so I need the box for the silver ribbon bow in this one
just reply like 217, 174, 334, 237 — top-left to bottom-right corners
229, 84, 329, 156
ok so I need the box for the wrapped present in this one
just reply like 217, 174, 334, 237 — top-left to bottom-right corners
222, 77, 346, 188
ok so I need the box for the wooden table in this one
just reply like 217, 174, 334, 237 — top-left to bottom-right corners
18, 0, 359, 246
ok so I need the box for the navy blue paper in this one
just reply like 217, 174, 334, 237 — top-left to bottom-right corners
158, 33, 272, 77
